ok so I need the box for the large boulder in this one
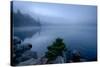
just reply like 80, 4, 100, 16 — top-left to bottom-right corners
53, 56, 64, 64
12, 37, 35, 65
16, 50, 38, 65
13, 36, 22, 45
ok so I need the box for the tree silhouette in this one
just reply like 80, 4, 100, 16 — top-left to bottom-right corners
45, 38, 67, 62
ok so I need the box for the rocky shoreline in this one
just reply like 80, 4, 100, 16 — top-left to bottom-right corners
12, 36, 86, 66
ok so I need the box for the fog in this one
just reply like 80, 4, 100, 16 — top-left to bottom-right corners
13, 1, 97, 25
12, 1, 97, 61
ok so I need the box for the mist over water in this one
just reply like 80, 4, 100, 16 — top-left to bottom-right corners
14, 24, 97, 61
13, 1, 97, 61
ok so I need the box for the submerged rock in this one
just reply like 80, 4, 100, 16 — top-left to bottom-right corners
70, 50, 86, 62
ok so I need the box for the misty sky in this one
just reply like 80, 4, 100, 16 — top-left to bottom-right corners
12, 1, 97, 25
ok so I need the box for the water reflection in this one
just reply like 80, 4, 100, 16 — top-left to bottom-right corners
14, 24, 97, 61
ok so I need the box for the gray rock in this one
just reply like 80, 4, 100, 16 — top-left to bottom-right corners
16, 50, 38, 63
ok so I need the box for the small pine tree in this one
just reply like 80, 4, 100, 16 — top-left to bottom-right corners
45, 38, 67, 62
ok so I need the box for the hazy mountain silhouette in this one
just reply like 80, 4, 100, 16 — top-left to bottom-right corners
12, 10, 41, 27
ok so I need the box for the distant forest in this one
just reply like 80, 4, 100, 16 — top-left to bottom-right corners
11, 10, 41, 27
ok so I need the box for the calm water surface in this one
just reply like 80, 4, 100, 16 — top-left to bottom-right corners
14, 24, 97, 61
